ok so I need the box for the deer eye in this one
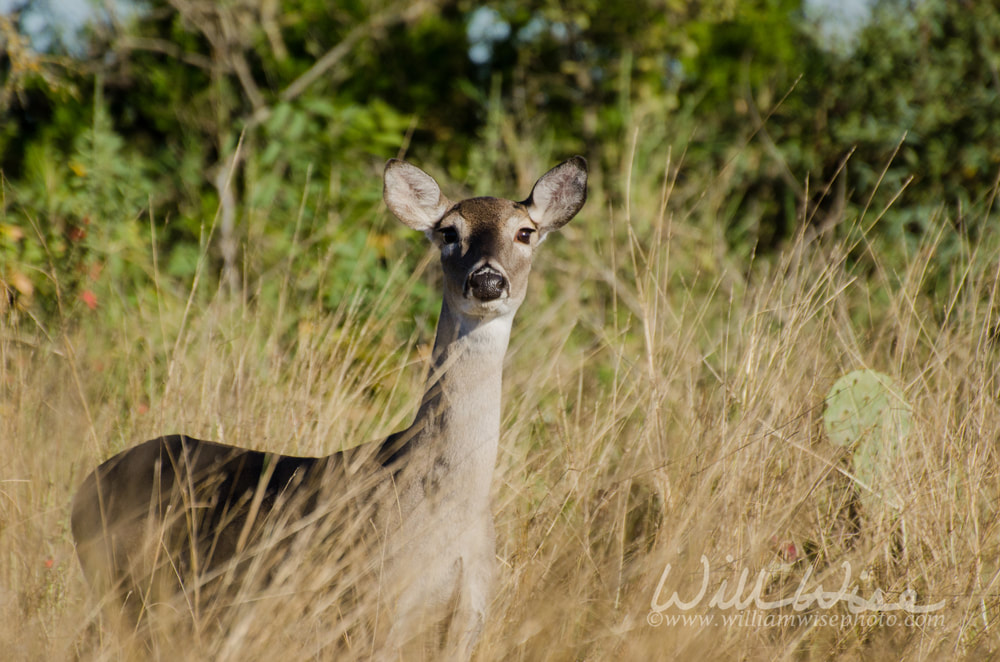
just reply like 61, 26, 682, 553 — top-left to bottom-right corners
438, 227, 459, 245
515, 228, 535, 244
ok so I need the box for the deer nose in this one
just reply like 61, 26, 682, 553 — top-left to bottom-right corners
467, 266, 507, 301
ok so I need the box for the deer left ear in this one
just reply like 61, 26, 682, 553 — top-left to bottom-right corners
523, 156, 588, 237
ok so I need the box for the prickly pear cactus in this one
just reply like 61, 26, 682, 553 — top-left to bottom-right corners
823, 369, 912, 512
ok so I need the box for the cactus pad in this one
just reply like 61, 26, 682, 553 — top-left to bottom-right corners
823, 369, 912, 511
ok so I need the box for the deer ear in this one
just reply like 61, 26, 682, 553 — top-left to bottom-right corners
384, 160, 453, 232
523, 156, 588, 237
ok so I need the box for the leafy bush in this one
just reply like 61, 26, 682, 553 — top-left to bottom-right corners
2, 0, 999, 327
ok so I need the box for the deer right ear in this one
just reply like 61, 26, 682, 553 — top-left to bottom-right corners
384, 160, 453, 233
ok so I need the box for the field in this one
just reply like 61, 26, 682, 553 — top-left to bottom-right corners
1, 140, 999, 660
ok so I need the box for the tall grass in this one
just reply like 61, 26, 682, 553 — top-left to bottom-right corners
1, 143, 998, 660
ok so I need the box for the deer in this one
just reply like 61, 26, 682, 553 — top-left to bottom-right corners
70, 156, 588, 658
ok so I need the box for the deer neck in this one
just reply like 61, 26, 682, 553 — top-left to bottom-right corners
401, 297, 513, 501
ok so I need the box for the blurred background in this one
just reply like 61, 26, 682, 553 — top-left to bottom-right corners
2, 0, 997, 324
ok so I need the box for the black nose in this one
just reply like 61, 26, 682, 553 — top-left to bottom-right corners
467, 266, 507, 301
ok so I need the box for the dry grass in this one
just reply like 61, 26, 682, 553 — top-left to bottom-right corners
1, 149, 999, 660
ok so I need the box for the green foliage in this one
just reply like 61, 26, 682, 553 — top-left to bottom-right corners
2, 92, 156, 318
1, 0, 998, 338
733, 0, 1000, 262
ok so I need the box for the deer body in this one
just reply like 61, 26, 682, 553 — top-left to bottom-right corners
71, 157, 588, 657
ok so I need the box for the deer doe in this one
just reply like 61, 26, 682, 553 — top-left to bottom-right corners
71, 156, 588, 657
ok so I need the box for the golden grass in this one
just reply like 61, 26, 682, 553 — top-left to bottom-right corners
1, 149, 998, 660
